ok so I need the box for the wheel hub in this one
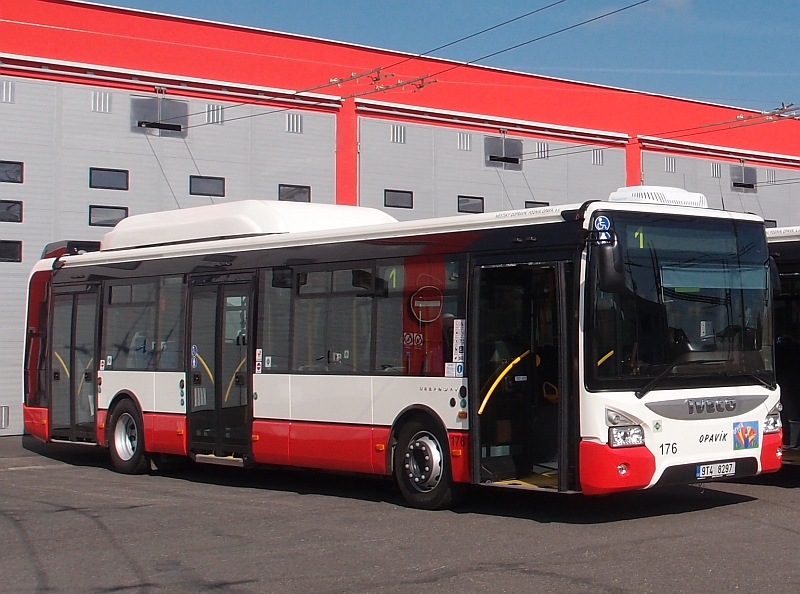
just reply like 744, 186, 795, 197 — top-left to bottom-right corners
404, 431, 443, 492
114, 412, 138, 461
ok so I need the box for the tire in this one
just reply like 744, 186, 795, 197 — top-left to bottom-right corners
108, 399, 148, 474
394, 417, 459, 510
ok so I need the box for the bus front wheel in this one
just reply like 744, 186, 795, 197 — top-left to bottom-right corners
108, 399, 148, 474
394, 417, 457, 510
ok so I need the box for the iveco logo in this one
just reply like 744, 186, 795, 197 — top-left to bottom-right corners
687, 398, 736, 414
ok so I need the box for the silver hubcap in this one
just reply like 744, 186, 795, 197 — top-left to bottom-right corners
404, 431, 443, 493
114, 412, 138, 462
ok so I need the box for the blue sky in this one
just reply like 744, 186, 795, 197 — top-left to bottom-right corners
98, 0, 799, 111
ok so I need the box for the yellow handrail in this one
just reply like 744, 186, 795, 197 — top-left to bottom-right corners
477, 350, 531, 415
223, 357, 247, 404
53, 351, 70, 380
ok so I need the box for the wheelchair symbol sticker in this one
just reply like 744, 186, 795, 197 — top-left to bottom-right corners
594, 216, 611, 231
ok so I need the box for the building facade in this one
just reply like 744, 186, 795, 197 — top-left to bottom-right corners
1, 0, 799, 434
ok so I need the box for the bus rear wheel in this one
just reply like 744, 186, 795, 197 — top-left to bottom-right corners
394, 418, 457, 510
108, 399, 148, 474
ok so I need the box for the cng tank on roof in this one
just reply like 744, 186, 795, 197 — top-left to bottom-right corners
608, 186, 708, 209
100, 200, 398, 251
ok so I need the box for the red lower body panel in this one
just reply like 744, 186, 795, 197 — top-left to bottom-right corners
290, 422, 374, 474
447, 430, 470, 483
251, 420, 393, 475
760, 429, 783, 473
23, 405, 48, 442
142, 413, 187, 456
579, 440, 656, 495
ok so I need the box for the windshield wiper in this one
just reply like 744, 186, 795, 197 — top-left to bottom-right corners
635, 358, 730, 399
726, 371, 777, 391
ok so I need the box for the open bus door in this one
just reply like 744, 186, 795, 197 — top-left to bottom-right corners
187, 274, 254, 465
49, 285, 100, 442
471, 261, 572, 490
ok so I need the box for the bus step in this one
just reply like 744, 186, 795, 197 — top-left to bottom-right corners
194, 454, 245, 467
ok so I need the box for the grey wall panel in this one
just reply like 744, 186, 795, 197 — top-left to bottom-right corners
642, 151, 800, 225
360, 116, 627, 220
359, 118, 435, 220
250, 110, 336, 204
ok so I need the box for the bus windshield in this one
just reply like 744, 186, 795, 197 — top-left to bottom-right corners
587, 212, 773, 392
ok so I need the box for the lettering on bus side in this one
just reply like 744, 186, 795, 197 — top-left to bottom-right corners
687, 398, 736, 415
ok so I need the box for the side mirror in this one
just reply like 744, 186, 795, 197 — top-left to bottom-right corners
769, 256, 781, 297
597, 242, 626, 293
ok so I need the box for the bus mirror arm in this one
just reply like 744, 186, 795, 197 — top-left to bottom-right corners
597, 243, 626, 294
769, 256, 781, 297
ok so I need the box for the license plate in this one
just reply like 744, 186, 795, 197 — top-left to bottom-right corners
696, 462, 736, 479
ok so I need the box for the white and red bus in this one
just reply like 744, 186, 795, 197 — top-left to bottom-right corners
767, 226, 800, 461
24, 187, 782, 508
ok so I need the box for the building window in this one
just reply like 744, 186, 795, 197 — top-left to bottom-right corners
278, 184, 311, 202
91, 90, 111, 113
535, 142, 550, 160
484, 136, 522, 171
731, 164, 756, 193
89, 168, 129, 191
525, 200, 550, 208
0, 161, 23, 183
458, 195, 484, 214
189, 175, 225, 197
206, 104, 224, 125
1, 80, 14, 104
89, 205, 129, 227
711, 162, 722, 178
0, 240, 22, 262
384, 189, 413, 209
0, 200, 22, 223
286, 113, 303, 134
591, 148, 604, 166
665, 156, 676, 173
131, 97, 188, 138
766, 169, 776, 185
457, 132, 471, 151
391, 124, 406, 144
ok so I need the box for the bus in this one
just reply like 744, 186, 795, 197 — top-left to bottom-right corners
24, 187, 782, 509
767, 226, 800, 461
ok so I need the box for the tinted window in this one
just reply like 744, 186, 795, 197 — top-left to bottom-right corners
89, 205, 128, 227
384, 189, 413, 209
0, 161, 23, 183
458, 195, 484, 214
0, 240, 21, 262
189, 176, 225, 197
278, 184, 311, 202
0, 200, 22, 222
89, 168, 129, 191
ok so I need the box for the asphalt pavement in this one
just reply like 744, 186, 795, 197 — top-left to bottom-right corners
1, 435, 799, 593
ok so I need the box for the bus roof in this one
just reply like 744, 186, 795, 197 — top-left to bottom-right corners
49, 196, 764, 271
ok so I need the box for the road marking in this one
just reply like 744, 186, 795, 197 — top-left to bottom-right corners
0, 465, 51, 472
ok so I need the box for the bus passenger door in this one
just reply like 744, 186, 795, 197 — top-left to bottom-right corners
188, 278, 253, 461
49, 288, 99, 442
473, 263, 566, 489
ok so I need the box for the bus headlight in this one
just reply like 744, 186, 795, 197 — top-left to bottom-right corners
609, 426, 645, 448
764, 404, 782, 435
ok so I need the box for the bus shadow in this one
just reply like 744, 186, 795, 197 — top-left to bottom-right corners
453, 484, 755, 524
152, 459, 755, 524
727, 463, 800, 489
20, 436, 757, 523
21, 434, 110, 468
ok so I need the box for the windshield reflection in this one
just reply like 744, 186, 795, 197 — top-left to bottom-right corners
587, 213, 773, 392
